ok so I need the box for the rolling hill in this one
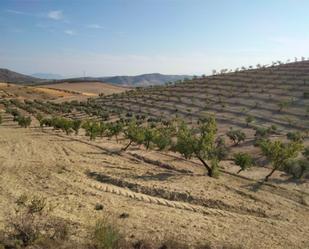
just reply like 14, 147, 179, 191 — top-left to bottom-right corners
93, 60, 309, 133
0, 68, 42, 84
38, 73, 192, 87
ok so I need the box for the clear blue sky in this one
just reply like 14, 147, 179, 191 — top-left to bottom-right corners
0, 0, 308, 77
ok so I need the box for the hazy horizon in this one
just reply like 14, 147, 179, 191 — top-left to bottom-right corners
1, 0, 309, 77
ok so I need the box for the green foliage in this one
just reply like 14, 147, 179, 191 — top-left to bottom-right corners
259, 139, 303, 181
283, 159, 309, 179
72, 119, 82, 135
83, 120, 101, 141
107, 121, 123, 142
142, 126, 157, 150
51, 117, 73, 135
245, 115, 255, 126
286, 131, 303, 142
303, 146, 309, 160
93, 219, 123, 249
173, 116, 220, 177
17, 116, 32, 128
233, 152, 253, 173
278, 100, 290, 112
152, 126, 173, 151
122, 119, 145, 151
226, 128, 246, 145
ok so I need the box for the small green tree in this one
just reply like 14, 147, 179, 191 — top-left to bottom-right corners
72, 119, 82, 135
107, 121, 123, 143
122, 119, 145, 151
259, 139, 303, 181
17, 116, 32, 128
226, 128, 246, 145
286, 131, 303, 142
233, 152, 253, 174
152, 127, 173, 151
173, 117, 220, 177
245, 115, 255, 127
143, 126, 157, 150
83, 120, 100, 140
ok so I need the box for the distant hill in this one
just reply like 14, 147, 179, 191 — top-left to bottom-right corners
0, 69, 191, 87
0, 68, 41, 84
31, 73, 63, 80
40, 73, 192, 87
101, 73, 192, 86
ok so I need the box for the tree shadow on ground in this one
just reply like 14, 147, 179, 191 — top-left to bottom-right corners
134, 172, 176, 181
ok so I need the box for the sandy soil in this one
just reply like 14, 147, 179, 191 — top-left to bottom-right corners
0, 112, 308, 249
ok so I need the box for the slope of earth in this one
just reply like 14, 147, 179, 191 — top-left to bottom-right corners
0, 68, 41, 84
0, 82, 78, 101
37, 81, 129, 97
0, 112, 308, 249
94, 61, 309, 134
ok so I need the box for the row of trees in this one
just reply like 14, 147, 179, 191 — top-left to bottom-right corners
35, 114, 308, 181
5, 108, 32, 128
2, 106, 307, 182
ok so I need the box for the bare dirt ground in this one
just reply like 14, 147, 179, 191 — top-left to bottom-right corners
0, 82, 77, 101
38, 82, 129, 97
0, 112, 308, 249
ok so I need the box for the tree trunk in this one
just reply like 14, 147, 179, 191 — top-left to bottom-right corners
196, 155, 212, 176
122, 140, 133, 151
264, 168, 276, 182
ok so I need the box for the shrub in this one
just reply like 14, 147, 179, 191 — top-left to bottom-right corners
1, 195, 69, 249
92, 219, 123, 249
286, 131, 303, 142
233, 152, 253, 173
17, 116, 32, 128
0, 114, 2, 125
283, 159, 309, 179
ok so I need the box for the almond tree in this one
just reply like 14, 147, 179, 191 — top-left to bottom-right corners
259, 139, 303, 181
233, 152, 253, 174
173, 116, 221, 177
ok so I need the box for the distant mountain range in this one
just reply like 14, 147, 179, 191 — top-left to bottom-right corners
48, 73, 192, 86
0, 68, 192, 86
31, 73, 64, 80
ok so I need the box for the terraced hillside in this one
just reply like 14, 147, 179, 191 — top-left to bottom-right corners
94, 61, 309, 134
